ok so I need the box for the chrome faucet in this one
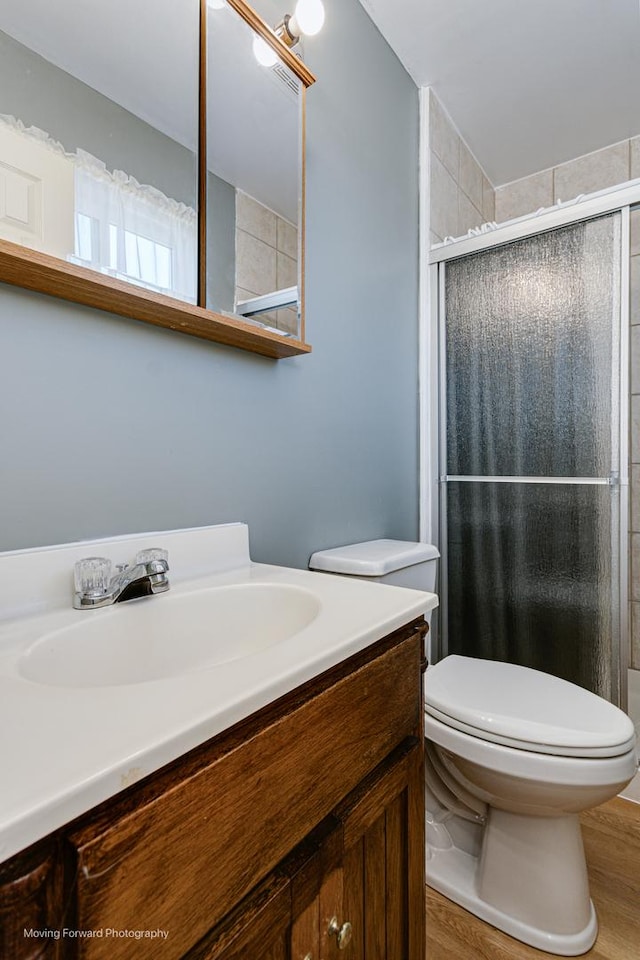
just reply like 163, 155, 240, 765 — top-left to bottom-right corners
73, 548, 170, 609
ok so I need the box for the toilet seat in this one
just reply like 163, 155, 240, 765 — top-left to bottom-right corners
425, 704, 636, 758
426, 655, 635, 758
424, 711, 638, 786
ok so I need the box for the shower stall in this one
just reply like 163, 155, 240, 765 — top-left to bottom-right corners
427, 191, 636, 709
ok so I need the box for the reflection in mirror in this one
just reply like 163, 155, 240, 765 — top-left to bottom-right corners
0, 0, 199, 303
207, 0, 302, 337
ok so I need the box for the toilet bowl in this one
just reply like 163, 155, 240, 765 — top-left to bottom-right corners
425, 655, 637, 956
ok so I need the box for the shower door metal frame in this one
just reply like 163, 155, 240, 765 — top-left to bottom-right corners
425, 188, 635, 709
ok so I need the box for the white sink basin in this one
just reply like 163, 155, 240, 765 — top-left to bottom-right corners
18, 583, 320, 688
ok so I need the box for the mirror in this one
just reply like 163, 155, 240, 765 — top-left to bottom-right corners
0, 0, 314, 357
0, 0, 200, 303
206, 0, 303, 338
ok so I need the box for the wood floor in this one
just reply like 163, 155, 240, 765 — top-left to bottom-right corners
426, 797, 640, 959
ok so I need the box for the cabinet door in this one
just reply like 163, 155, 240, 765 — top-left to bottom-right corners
184, 867, 291, 960
291, 896, 320, 960
337, 738, 425, 960
290, 817, 345, 960
189, 817, 348, 960
290, 738, 425, 960
292, 867, 348, 960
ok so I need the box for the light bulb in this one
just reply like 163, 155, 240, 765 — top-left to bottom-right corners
293, 0, 325, 36
252, 33, 279, 67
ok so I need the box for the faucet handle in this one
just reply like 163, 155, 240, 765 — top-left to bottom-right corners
135, 547, 169, 567
74, 557, 112, 598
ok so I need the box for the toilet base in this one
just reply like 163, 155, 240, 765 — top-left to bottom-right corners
426, 808, 598, 956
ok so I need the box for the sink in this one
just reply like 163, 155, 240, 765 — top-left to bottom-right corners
18, 583, 321, 688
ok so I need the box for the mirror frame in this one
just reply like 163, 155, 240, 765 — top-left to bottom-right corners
0, 0, 315, 359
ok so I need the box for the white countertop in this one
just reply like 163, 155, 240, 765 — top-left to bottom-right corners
0, 524, 437, 864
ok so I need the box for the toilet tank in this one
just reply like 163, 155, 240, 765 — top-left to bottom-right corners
309, 539, 439, 592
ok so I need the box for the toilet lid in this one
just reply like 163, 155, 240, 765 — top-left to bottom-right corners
425, 656, 636, 757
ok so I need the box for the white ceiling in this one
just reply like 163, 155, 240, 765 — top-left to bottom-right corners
359, 0, 640, 186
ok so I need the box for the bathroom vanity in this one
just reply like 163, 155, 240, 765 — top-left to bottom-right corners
0, 524, 436, 958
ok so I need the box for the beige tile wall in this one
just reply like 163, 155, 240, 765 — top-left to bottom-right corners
493, 137, 640, 669
495, 137, 640, 222
235, 190, 298, 334
429, 91, 495, 244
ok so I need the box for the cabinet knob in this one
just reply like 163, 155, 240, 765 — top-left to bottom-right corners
328, 917, 353, 950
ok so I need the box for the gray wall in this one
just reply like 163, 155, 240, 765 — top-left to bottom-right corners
0, 29, 198, 206
0, 0, 420, 569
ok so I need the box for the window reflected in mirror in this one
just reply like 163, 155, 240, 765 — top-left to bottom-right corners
0, 0, 200, 303
206, 0, 302, 337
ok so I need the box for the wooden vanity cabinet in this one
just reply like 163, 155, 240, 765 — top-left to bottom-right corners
0, 620, 427, 960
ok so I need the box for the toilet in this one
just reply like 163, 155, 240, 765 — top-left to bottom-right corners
426, 655, 636, 955
310, 539, 638, 956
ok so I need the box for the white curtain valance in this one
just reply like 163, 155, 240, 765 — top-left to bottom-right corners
0, 113, 197, 302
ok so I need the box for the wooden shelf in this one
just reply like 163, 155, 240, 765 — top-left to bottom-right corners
0, 239, 311, 360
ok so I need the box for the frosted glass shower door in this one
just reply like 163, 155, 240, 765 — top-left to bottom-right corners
441, 214, 624, 702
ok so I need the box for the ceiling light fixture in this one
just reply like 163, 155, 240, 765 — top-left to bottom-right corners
277, 0, 325, 46
253, 0, 325, 66
291, 0, 325, 36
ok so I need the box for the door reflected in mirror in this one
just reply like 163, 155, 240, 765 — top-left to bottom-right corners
206, 0, 302, 337
0, 0, 200, 303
